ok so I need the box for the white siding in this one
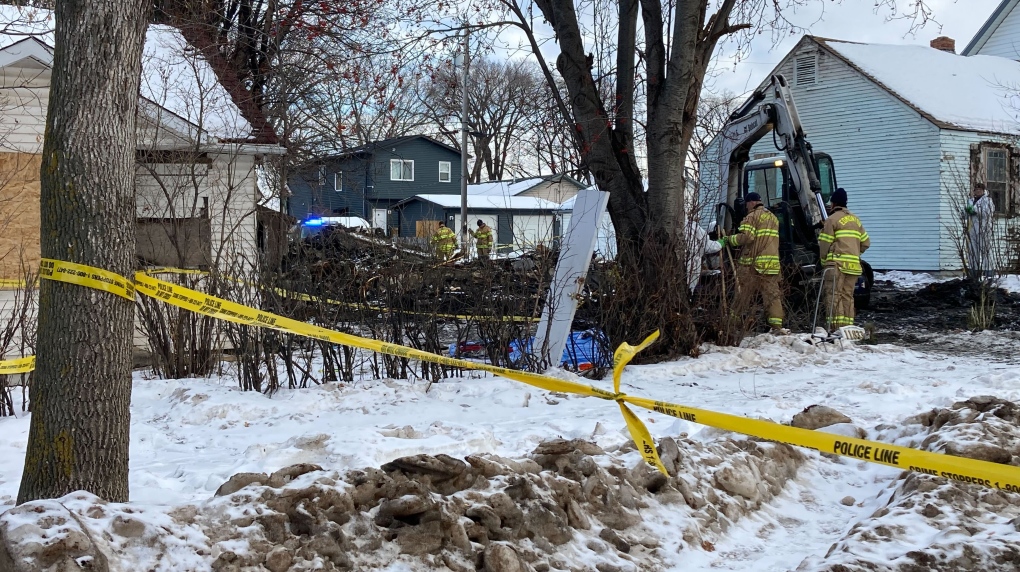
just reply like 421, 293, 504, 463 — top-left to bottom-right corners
938, 130, 1015, 271
974, 3, 1020, 60
0, 67, 49, 153
135, 153, 259, 271
700, 38, 943, 270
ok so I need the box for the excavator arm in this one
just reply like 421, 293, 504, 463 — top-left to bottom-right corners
716, 74, 827, 228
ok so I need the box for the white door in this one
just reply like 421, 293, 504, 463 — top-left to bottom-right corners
372, 209, 387, 229
454, 214, 499, 256
513, 215, 555, 248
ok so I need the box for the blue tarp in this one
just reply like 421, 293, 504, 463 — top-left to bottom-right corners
449, 329, 611, 371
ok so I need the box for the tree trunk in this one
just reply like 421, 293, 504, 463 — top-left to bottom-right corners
18, 0, 149, 504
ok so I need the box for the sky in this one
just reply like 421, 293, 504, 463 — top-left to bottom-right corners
709, 0, 1004, 97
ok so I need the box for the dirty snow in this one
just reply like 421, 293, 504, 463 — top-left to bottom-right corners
3, 333, 1020, 569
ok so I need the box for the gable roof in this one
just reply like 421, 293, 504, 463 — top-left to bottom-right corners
325, 135, 460, 160
468, 177, 545, 196
813, 36, 1020, 135
468, 174, 587, 197
396, 194, 560, 211
963, 0, 1020, 56
0, 6, 253, 142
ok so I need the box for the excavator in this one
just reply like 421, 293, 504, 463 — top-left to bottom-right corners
710, 74, 873, 329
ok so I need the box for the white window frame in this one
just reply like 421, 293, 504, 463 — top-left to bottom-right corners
390, 159, 414, 181
334, 171, 343, 192
439, 161, 452, 183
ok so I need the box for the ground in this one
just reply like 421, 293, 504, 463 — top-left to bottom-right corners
1, 273, 1019, 570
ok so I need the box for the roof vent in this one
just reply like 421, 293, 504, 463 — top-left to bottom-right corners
794, 53, 817, 86
930, 36, 956, 53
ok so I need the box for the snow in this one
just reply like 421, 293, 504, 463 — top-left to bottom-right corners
823, 39, 1020, 135
874, 270, 950, 289
0, 5, 252, 141
468, 178, 545, 197
3, 333, 1020, 569
410, 193, 561, 211
875, 270, 1020, 293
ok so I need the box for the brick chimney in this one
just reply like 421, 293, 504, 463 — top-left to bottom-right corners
930, 36, 956, 53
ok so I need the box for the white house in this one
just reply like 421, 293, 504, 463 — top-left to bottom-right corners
699, 33, 1020, 271
0, 6, 284, 281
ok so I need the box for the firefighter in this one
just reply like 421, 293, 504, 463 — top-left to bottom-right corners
718, 192, 785, 332
431, 221, 456, 261
470, 219, 494, 261
818, 187, 870, 331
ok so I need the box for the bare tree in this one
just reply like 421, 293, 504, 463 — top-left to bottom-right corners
482, 0, 938, 357
18, 0, 149, 504
423, 57, 548, 182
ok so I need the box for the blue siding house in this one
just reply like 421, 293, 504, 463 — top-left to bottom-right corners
287, 135, 462, 234
699, 34, 1020, 271
964, 0, 1020, 60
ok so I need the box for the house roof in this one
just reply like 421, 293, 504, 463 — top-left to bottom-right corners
468, 177, 546, 196
398, 194, 561, 211
0, 6, 253, 142
962, 0, 1019, 56
468, 174, 587, 197
815, 37, 1020, 134
325, 135, 460, 160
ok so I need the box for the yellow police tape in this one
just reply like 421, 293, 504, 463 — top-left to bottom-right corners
0, 356, 34, 375
22, 257, 1020, 492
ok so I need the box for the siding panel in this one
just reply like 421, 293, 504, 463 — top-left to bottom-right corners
975, 4, 1020, 59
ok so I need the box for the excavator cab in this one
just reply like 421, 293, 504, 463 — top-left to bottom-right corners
738, 153, 837, 262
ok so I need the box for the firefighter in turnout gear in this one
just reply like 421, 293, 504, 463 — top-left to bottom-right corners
718, 192, 785, 332
431, 221, 456, 261
470, 220, 494, 261
818, 187, 870, 331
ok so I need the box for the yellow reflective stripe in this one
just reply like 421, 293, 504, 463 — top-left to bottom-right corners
738, 224, 755, 233
767, 318, 783, 325
818, 233, 834, 242
755, 229, 779, 237
860, 232, 870, 241
834, 230, 863, 239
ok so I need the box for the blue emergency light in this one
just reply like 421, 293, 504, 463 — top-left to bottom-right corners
303, 217, 326, 227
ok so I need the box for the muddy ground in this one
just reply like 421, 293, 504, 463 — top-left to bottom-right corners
858, 277, 1020, 362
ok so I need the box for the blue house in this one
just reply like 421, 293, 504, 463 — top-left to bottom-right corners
287, 135, 462, 234
699, 33, 1020, 272
964, 0, 1020, 60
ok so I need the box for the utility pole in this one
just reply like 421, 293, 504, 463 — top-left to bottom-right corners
460, 27, 470, 254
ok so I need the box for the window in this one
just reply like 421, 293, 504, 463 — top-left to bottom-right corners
795, 53, 817, 86
984, 147, 1009, 214
317, 165, 326, 186
439, 161, 452, 183
390, 159, 414, 181
334, 171, 343, 192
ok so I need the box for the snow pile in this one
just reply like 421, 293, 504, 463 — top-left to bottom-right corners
0, 436, 806, 571
874, 270, 949, 290
796, 395, 1020, 571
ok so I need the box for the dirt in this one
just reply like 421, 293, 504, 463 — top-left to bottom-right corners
857, 278, 1020, 363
